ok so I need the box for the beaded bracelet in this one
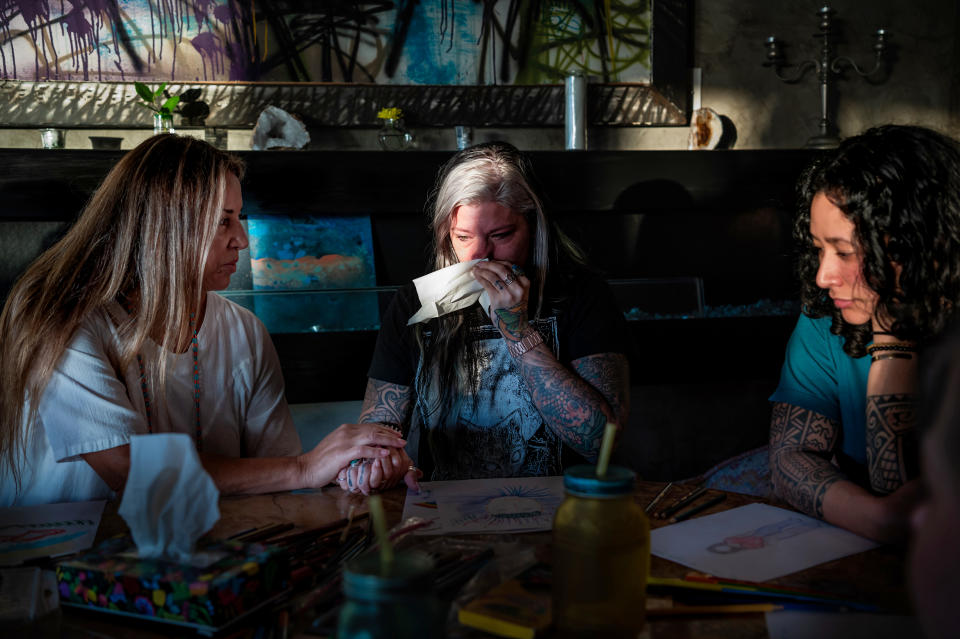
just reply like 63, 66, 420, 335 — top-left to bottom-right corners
866, 342, 918, 355
871, 352, 914, 363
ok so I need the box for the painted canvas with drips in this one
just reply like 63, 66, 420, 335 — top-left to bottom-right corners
1, 2, 651, 84
246, 215, 378, 333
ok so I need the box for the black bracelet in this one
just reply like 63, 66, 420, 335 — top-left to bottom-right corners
871, 352, 913, 363
866, 342, 918, 355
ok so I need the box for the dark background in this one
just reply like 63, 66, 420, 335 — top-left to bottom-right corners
0, 147, 815, 479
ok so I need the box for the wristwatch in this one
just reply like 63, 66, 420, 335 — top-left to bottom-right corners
508, 329, 544, 359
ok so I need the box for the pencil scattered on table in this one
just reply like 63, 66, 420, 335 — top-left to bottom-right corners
669, 493, 726, 523
234, 522, 295, 543
646, 575, 881, 613
656, 485, 706, 519
645, 481, 674, 514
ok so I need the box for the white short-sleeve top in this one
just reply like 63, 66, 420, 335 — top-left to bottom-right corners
1, 293, 302, 506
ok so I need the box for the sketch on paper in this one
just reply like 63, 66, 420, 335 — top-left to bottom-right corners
432, 476, 564, 534
0, 500, 105, 566
650, 503, 878, 582
399, 486, 442, 534
707, 517, 824, 554
401, 476, 565, 535
1, 1, 651, 84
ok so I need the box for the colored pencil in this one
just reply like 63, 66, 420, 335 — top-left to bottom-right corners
647, 601, 861, 616
648, 602, 781, 615
656, 485, 706, 519
236, 522, 295, 543
644, 482, 674, 514
683, 574, 852, 600
669, 493, 726, 522
646, 576, 881, 612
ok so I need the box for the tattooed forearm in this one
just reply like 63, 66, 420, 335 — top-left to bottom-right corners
516, 350, 628, 461
865, 393, 918, 495
573, 354, 631, 426
769, 402, 844, 519
494, 303, 527, 336
358, 378, 413, 433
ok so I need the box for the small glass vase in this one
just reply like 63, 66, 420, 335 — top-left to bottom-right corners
377, 117, 414, 150
153, 112, 175, 134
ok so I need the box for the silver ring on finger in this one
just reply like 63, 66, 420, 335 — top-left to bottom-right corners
503, 275, 515, 286
494, 280, 504, 291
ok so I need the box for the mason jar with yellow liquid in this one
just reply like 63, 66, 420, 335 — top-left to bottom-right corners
552, 465, 649, 638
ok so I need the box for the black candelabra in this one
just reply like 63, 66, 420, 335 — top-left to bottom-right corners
763, 6, 888, 149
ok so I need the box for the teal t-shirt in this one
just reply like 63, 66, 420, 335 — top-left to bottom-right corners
769, 314, 871, 467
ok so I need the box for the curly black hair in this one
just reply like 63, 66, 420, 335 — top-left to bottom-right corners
794, 125, 960, 357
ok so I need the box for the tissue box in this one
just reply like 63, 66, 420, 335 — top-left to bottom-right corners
56, 536, 288, 630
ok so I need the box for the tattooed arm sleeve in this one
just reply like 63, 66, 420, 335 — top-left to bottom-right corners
514, 350, 630, 462
358, 378, 414, 435
865, 393, 918, 494
768, 401, 845, 519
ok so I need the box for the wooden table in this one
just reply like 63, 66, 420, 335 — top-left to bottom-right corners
59, 482, 912, 638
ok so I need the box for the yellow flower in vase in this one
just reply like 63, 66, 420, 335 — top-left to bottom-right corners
376, 107, 414, 150
377, 107, 404, 121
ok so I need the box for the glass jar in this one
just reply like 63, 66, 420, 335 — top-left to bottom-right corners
39, 127, 65, 149
153, 112, 175, 134
377, 117, 414, 150
337, 550, 443, 639
552, 465, 649, 638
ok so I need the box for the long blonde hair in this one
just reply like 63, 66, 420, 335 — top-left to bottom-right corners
0, 134, 244, 491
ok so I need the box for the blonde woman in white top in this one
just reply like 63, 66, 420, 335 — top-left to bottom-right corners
0, 134, 405, 506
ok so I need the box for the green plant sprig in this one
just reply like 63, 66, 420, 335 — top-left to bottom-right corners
134, 81, 180, 116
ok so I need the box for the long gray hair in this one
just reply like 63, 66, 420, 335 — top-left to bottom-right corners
416, 142, 584, 413
429, 141, 551, 316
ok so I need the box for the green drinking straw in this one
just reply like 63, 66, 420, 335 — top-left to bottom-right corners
595, 422, 618, 477
367, 495, 394, 567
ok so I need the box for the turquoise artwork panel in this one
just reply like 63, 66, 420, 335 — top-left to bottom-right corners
244, 215, 379, 333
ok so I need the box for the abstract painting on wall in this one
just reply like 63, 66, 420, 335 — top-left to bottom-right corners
1, 1, 652, 84
244, 215, 379, 334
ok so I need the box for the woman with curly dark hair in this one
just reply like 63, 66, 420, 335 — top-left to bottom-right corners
768, 125, 960, 542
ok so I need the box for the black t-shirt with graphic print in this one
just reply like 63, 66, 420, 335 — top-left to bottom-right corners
367, 268, 631, 480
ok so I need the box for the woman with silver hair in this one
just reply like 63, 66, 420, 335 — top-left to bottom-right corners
0, 134, 406, 506
339, 141, 632, 493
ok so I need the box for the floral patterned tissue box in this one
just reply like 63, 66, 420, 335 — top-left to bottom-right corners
56, 536, 288, 630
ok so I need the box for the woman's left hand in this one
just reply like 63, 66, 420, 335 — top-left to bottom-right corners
472, 260, 530, 338
336, 446, 422, 495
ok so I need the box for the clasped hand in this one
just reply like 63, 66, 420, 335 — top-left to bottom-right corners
335, 428, 422, 495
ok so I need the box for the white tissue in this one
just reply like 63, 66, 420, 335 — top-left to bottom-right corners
407, 259, 492, 325
251, 105, 311, 150
118, 434, 220, 562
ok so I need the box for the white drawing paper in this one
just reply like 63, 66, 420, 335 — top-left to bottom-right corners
0, 500, 105, 566
402, 476, 565, 535
650, 503, 878, 581
399, 485, 443, 534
